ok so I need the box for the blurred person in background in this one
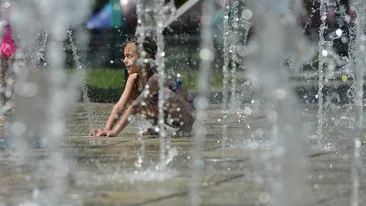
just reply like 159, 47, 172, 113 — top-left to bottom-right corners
0, 1, 17, 147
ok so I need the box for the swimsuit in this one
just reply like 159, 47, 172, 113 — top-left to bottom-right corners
169, 77, 195, 109
134, 69, 196, 115
1, 24, 16, 59
145, 75, 195, 109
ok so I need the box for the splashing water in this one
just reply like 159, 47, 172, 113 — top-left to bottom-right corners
317, 0, 327, 140
351, 1, 366, 205
190, 2, 215, 206
136, 0, 172, 169
9, 0, 92, 205
135, 130, 145, 168
133, 0, 147, 172
229, 1, 252, 111
155, 0, 169, 169
229, 0, 239, 109
3, 1, 366, 205
67, 29, 94, 130
221, 0, 252, 155
221, 0, 230, 157
246, 1, 307, 205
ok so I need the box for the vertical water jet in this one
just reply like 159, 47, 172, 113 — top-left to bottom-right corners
190, 1, 214, 205
351, 1, 366, 205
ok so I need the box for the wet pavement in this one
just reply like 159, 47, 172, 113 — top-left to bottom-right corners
1, 102, 366, 205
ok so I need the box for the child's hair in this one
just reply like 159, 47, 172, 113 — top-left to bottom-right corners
125, 36, 158, 59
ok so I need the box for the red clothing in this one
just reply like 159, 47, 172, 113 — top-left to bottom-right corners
1, 24, 17, 58
0, 1, 17, 59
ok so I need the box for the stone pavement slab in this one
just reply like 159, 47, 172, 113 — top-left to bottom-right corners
0, 103, 366, 205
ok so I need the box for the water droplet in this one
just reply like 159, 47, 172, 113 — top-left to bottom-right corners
341, 36, 348, 43
237, 45, 248, 57
242, 9, 253, 20
193, 159, 204, 169
199, 48, 214, 61
4, 2, 11, 9
361, 45, 365, 51
51, 121, 65, 136
12, 122, 26, 136
274, 88, 287, 99
345, 15, 351, 23
336, 29, 342, 37
244, 107, 252, 115
321, 50, 328, 57
259, 192, 270, 204
32, 189, 40, 200
361, 35, 366, 42
153, 127, 159, 133
196, 111, 207, 121
341, 75, 348, 82
356, 139, 361, 148
128, 115, 136, 123
343, 154, 348, 161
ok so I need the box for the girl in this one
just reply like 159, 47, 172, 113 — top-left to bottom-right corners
89, 37, 195, 137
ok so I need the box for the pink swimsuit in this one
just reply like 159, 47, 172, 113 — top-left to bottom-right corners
1, 24, 17, 59
0, 0, 17, 59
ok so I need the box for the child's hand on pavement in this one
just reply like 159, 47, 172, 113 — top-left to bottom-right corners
97, 129, 116, 137
89, 129, 116, 137
89, 129, 102, 136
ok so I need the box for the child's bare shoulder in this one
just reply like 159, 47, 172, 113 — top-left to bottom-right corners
125, 73, 137, 84
128, 73, 138, 80
123, 74, 138, 90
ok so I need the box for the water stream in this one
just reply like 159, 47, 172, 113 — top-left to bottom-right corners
154, 0, 169, 169
229, 0, 239, 109
351, 1, 366, 205
246, 1, 306, 205
190, 1, 215, 205
221, 0, 230, 157
317, 0, 328, 140
9, 1, 92, 205
67, 29, 94, 130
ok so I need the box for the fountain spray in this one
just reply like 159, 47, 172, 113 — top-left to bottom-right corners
246, 1, 307, 205
190, 1, 215, 206
350, 1, 366, 205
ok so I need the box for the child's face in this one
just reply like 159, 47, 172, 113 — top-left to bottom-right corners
123, 43, 140, 75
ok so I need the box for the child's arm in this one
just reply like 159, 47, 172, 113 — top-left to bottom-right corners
109, 75, 194, 136
107, 104, 135, 136
89, 74, 136, 136
105, 74, 136, 129
109, 75, 159, 135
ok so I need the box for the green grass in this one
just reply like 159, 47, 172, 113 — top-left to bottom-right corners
177, 70, 223, 92
86, 69, 125, 88
66, 69, 126, 88
67, 68, 223, 91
